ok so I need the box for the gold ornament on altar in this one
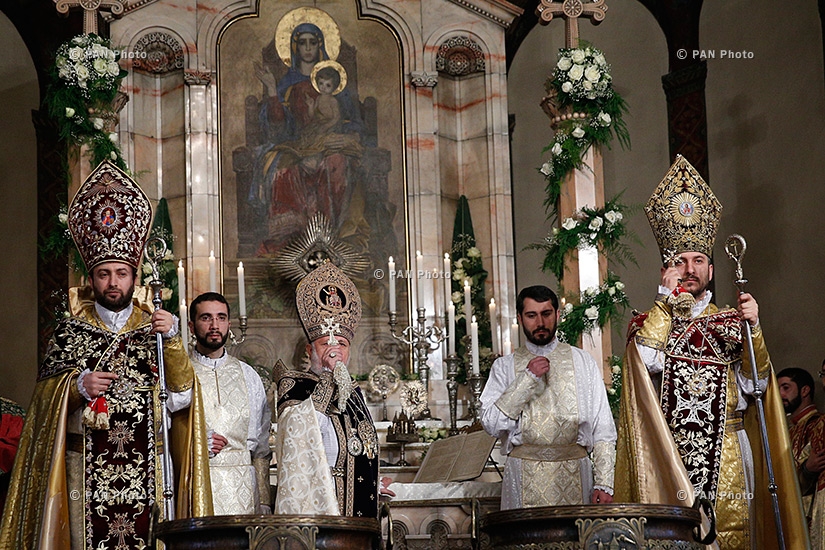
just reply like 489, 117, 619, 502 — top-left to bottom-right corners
645, 154, 722, 260
368, 364, 400, 421
399, 380, 428, 419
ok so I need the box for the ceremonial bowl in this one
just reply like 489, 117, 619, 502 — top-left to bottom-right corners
480, 503, 712, 549
154, 513, 385, 549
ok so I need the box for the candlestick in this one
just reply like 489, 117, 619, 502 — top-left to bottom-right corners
463, 279, 472, 337
432, 267, 440, 319
237, 262, 246, 317
388, 256, 396, 312
177, 260, 186, 303
180, 299, 189, 351
489, 298, 499, 355
471, 315, 480, 375
511, 317, 520, 350
208, 250, 217, 292
447, 302, 456, 355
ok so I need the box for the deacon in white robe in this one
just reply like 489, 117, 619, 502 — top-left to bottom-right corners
480, 286, 616, 510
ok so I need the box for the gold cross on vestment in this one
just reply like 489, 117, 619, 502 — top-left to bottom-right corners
321, 317, 341, 346
536, 0, 608, 48
54, 0, 126, 35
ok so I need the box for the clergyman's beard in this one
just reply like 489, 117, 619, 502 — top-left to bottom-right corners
96, 285, 135, 312
524, 326, 555, 347
309, 347, 348, 375
196, 330, 228, 351
783, 393, 802, 415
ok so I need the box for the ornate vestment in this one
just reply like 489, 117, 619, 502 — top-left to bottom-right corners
0, 287, 213, 550
788, 404, 825, 548
274, 367, 380, 518
191, 352, 271, 515
615, 299, 808, 550
480, 340, 616, 509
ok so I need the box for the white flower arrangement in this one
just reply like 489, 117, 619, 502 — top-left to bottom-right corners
557, 273, 630, 345
54, 34, 122, 95
554, 46, 612, 102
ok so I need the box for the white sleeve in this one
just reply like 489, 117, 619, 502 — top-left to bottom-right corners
166, 388, 192, 413
241, 362, 273, 460
480, 355, 522, 454
316, 411, 339, 467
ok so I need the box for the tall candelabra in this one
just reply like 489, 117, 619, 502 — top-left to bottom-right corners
388, 307, 445, 420
445, 353, 461, 435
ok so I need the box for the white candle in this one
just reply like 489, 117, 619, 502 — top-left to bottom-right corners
415, 250, 424, 309
179, 299, 189, 351
208, 250, 217, 292
503, 335, 512, 356
388, 256, 396, 312
489, 298, 499, 355
443, 253, 451, 317
447, 302, 456, 355
432, 268, 440, 318
511, 317, 520, 350
463, 279, 472, 337
471, 315, 480, 375
237, 262, 246, 317
177, 260, 186, 303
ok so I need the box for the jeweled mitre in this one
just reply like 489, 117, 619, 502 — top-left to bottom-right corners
296, 260, 361, 343
68, 160, 153, 271
645, 154, 722, 260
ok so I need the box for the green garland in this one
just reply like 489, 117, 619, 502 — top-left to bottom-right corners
44, 34, 128, 170
606, 354, 622, 419
556, 271, 629, 347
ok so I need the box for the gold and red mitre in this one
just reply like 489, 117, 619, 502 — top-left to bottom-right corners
296, 260, 361, 343
68, 160, 153, 272
645, 154, 722, 260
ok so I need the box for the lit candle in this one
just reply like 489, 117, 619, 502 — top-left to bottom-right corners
447, 302, 456, 355
463, 279, 472, 337
415, 250, 424, 309
388, 256, 396, 312
179, 299, 189, 351
208, 250, 217, 292
489, 298, 499, 355
511, 317, 520, 350
177, 260, 186, 303
503, 335, 512, 356
471, 315, 480, 375
237, 262, 246, 317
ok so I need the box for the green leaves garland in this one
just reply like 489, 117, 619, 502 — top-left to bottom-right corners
539, 44, 629, 211
44, 34, 128, 170
556, 271, 629, 347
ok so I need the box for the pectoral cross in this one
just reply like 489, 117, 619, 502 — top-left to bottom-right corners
321, 317, 341, 346
536, 0, 608, 48
54, 0, 126, 35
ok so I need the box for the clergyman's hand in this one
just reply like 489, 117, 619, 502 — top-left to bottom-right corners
591, 489, 613, 504
526, 356, 550, 378
83, 371, 118, 399
151, 309, 174, 335
211, 433, 228, 455
737, 292, 759, 327
806, 447, 825, 475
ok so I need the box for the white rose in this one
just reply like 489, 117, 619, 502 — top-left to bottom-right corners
540, 162, 552, 176
604, 210, 621, 224
65, 107, 75, 118
607, 287, 616, 296
612, 365, 621, 375
585, 286, 597, 297
58, 213, 68, 225
91, 43, 107, 59
92, 118, 104, 130
562, 217, 577, 230
568, 64, 584, 81
142, 262, 153, 275
583, 80, 593, 91
561, 81, 573, 93
572, 126, 585, 139
571, 49, 586, 64
551, 142, 563, 156
58, 67, 71, 80
56, 56, 68, 69
452, 291, 463, 304
107, 61, 120, 77
77, 79, 87, 89
68, 47, 84, 62
557, 56, 572, 71
109, 132, 119, 143
93, 57, 109, 75
74, 63, 90, 80
607, 387, 616, 395
452, 268, 465, 281
588, 217, 603, 231
585, 65, 601, 82
594, 53, 606, 66
564, 303, 574, 314
110, 151, 117, 160
584, 306, 599, 320
598, 112, 612, 126
615, 281, 625, 291
467, 247, 481, 258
